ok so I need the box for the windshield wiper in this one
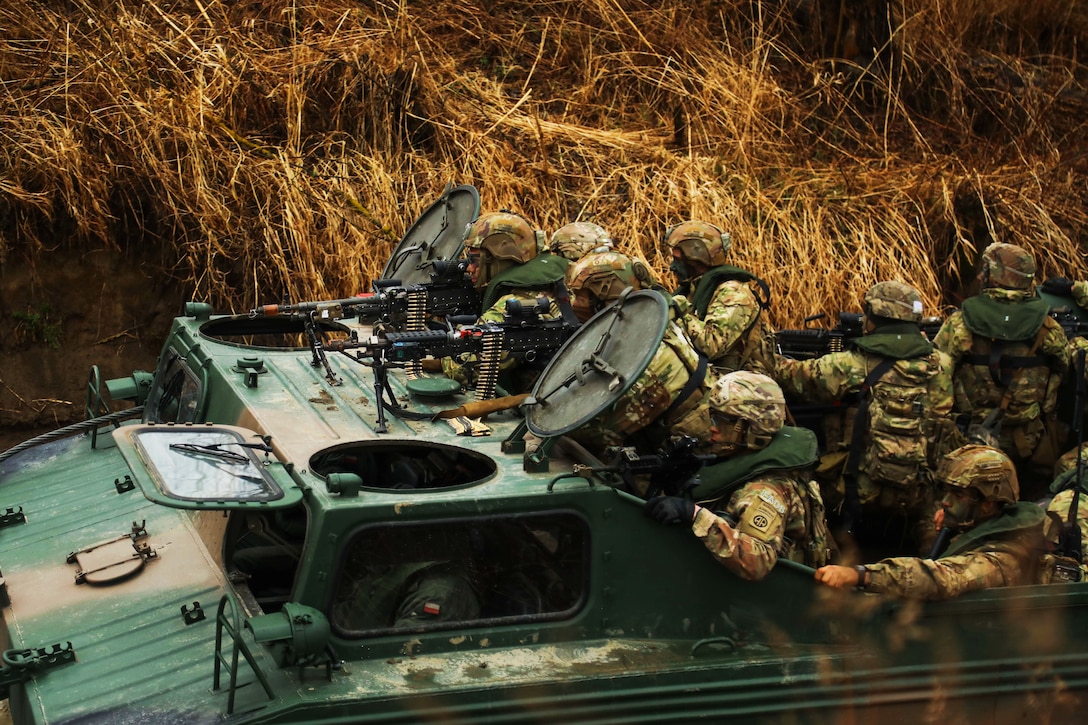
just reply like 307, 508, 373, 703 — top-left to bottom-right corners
169, 443, 250, 465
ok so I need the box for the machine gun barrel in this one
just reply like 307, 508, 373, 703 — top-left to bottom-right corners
249, 260, 479, 327
251, 296, 385, 319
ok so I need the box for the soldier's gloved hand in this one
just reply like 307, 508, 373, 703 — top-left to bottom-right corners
669, 294, 691, 319
1042, 277, 1075, 296
644, 496, 696, 525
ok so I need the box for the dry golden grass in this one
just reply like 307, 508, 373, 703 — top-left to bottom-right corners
2, 0, 1087, 329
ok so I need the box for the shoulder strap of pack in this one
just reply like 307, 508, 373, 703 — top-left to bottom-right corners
841, 357, 897, 531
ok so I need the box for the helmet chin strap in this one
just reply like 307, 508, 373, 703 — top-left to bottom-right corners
712, 420, 750, 456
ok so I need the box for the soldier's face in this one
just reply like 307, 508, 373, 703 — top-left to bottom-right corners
466, 250, 482, 284
940, 485, 981, 528
708, 411, 744, 457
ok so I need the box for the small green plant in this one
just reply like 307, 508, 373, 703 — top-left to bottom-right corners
13, 303, 63, 349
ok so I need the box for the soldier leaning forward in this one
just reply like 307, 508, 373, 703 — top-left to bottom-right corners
562, 251, 706, 455
644, 372, 832, 581
442, 211, 571, 394
934, 242, 1070, 498
816, 445, 1046, 600
775, 281, 958, 556
666, 220, 778, 376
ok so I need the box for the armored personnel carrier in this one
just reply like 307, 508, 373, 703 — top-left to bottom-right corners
1, 187, 1087, 724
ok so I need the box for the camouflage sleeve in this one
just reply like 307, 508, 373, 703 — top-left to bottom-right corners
690, 479, 803, 581
865, 550, 1024, 601
1070, 337, 1088, 380
932, 314, 970, 367
440, 354, 473, 388
1041, 318, 1071, 416
1073, 281, 1088, 309
774, 351, 866, 402
679, 281, 760, 363
1044, 490, 1088, 546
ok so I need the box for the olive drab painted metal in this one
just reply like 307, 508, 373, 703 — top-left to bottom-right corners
380, 184, 481, 286
3, 189, 1088, 724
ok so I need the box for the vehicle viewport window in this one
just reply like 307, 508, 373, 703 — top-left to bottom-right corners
330, 512, 588, 637
145, 349, 202, 423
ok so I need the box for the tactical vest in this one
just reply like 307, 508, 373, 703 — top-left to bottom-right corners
856, 350, 949, 498
953, 297, 1061, 432
690, 265, 775, 372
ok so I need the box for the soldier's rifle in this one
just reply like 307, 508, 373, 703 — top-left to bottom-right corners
778, 307, 1088, 363
555, 435, 718, 500
775, 312, 944, 361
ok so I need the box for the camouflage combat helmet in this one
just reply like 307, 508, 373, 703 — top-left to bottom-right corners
463, 211, 539, 289
665, 220, 732, 268
864, 281, 924, 323
937, 444, 1019, 505
566, 251, 642, 323
980, 242, 1036, 291
1054, 443, 1088, 478
708, 371, 785, 449
549, 222, 613, 262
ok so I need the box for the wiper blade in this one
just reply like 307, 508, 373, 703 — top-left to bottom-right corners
169, 443, 250, 465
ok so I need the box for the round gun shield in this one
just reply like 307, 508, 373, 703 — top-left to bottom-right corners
381, 184, 481, 286
524, 289, 669, 437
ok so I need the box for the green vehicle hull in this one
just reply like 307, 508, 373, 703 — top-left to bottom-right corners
1, 304, 1087, 724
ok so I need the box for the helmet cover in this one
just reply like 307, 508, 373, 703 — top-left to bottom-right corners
937, 444, 1019, 505
566, 251, 641, 322
549, 222, 613, 262
981, 242, 1036, 291
462, 212, 538, 288
864, 281, 924, 323
666, 221, 731, 268
1054, 443, 1088, 478
708, 370, 785, 438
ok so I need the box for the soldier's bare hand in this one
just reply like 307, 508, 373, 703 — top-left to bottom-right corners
933, 508, 945, 530
814, 565, 860, 589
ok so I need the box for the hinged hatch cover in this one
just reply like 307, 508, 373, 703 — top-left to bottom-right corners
524, 290, 669, 437
67, 520, 158, 585
380, 184, 480, 286
112, 424, 303, 510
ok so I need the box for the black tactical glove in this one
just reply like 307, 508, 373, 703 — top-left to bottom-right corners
644, 496, 696, 525
1042, 277, 1075, 296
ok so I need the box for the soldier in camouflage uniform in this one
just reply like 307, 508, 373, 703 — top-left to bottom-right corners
561, 251, 708, 453
442, 211, 571, 394
1043, 443, 1088, 551
667, 220, 777, 375
1037, 276, 1088, 384
775, 281, 958, 556
815, 445, 1046, 600
644, 372, 832, 581
934, 243, 1070, 499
